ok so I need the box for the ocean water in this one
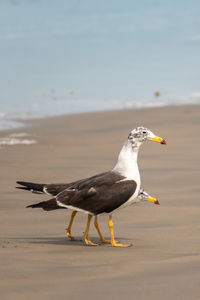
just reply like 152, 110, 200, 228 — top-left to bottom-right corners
0, 0, 200, 130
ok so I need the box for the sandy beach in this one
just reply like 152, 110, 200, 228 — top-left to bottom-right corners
0, 104, 200, 300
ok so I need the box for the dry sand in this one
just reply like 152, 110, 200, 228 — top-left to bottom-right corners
0, 105, 200, 300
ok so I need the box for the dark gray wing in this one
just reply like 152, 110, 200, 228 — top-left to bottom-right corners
26, 198, 66, 211
16, 181, 71, 196
57, 176, 137, 215
44, 183, 73, 196
37, 172, 111, 195
16, 172, 109, 196
70, 171, 121, 189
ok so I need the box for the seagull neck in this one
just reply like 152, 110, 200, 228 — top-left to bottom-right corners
113, 140, 141, 179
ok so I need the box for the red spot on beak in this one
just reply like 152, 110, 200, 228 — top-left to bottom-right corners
161, 139, 167, 145
155, 200, 160, 205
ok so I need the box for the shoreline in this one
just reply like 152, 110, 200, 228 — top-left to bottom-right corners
0, 102, 199, 150
0, 102, 200, 135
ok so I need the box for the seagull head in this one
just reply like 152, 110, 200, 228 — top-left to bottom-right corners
138, 189, 160, 205
128, 126, 167, 145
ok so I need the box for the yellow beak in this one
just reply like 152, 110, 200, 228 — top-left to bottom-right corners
147, 196, 160, 205
151, 136, 167, 145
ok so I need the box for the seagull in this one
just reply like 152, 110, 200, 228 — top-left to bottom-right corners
65, 188, 159, 245
65, 189, 159, 243
16, 126, 166, 247
69, 189, 159, 245
18, 187, 159, 244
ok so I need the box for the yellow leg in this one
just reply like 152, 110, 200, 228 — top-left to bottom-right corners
94, 216, 110, 244
66, 211, 81, 241
84, 214, 98, 246
108, 216, 132, 247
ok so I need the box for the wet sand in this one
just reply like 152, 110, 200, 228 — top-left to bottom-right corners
0, 105, 200, 300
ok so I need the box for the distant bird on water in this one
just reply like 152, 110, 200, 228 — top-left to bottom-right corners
16, 126, 166, 247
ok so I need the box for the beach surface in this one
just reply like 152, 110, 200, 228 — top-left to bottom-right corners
0, 105, 200, 300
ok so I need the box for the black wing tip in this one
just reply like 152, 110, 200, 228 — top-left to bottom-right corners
26, 203, 42, 209
26, 204, 33, 208
16, 181, 45, 193
26, 203, 40, 208
16, 186, 29, 190
26, 204, 43, 209
16, 181, 30, 189
16, 181, 27, 185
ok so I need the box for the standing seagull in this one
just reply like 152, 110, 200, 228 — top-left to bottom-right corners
64, 189, 159, 244
17, 187, 159, 244
16, 126, 166, 247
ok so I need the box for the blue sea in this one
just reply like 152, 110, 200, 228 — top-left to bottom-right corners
0, 0, 200, 130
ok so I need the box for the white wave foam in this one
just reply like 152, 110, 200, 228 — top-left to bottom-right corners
0, 138, 37, 146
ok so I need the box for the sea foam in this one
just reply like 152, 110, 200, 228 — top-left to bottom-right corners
0, 133, 37, 147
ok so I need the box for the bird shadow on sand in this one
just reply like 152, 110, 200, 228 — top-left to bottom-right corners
2, 236, 132, 248
28, 237, 85, 246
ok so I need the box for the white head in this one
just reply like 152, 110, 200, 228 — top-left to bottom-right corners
138, 189, 160, 205
127, 126, 167, 148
